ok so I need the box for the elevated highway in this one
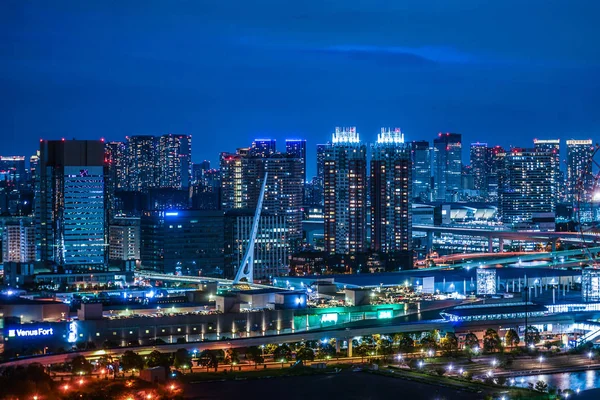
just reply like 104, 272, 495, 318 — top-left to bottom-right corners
414, 225, 600, 252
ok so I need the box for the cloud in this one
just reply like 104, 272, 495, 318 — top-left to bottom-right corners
322, 44, 479, 64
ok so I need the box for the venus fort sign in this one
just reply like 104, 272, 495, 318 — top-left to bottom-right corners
8, 327, 54, 338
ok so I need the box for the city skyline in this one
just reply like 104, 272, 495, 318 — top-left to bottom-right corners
2, 1, 600, 178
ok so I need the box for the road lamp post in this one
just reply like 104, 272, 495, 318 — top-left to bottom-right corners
538, 356, 544, 370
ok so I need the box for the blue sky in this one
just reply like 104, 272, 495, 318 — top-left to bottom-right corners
1, 1, 599, 176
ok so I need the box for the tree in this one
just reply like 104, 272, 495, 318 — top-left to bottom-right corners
71, 355, 93, 374
483, 329, 502, 353
173, 348, 192, 371
533, 380, 548, 393
198, 350, 221, 372
354, 342, 370, 361
120, 351, 144, 372
273, 344, 292, 362
464, 333, 479, 350
146, 350, 171, 370
396, 333, 415, 353
316, 344, 336, 360
420, 333, 437, 351
264, 343, 278, 354
439, 333, 459, 356
505, 329, 520, 349
376, 337, 394, 361
245, 346, 264, 368
525, 326, 541, 345
224, 348, 240, 366
296, 347, 315, 362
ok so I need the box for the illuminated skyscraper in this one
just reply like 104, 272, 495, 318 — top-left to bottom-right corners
370, 128, 412, 253
250, 139, 276, 157
125, 135, 158, 192
220, 151, 245, 210
104, 141, 126, 216
0, 156, 26, 185
411, 141, 431, 201
534, 139, 562, 199
323, 127, 367, 254
469, 143, 488, 193
158, 134, 192, 190
286, 139, 306, 185
37, 140, 106, 266
566, 139, 594, 201
487, 146, 506, 202
500, 148, 557, 224
433, 133, 462, 201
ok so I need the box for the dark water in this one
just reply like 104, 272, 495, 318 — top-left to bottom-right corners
184, 371, 483, 400
511, 369, 600, 392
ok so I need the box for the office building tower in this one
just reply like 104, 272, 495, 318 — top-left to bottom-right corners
37, 140, 106, 266
225, 210, 288, 279
470, 143, 489, 193
140, 210, 224, 275
411, 141, 431, 201
158, 134, 192, 190
316, 144, 328, 182
0, 156, 26, 185
125, 135, 158, 192
370, 128, 412, 253
2, 220, 35, 263
566, 139, 594, 201
433, 133, 462, 201
249, 139, 276, 157
323, 127, 367, 254
192, 160, 211, 184
108, 217, 140, 262
500, 148, 558, 224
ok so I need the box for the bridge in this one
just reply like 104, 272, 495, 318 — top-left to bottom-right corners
135, 272, 278, 290
413, 225, 600, 253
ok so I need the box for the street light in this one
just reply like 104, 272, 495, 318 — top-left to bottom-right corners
491, 359, 497, 368
538, 356, 544, 369
447, 364, 453, 372
588, 352, 593, 366
418, 361, 424, 369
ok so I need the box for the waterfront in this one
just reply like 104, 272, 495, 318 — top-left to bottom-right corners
513, 369, 600, 392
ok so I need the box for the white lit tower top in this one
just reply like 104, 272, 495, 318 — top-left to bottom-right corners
332, 127, 360, 144
376, 127, 405, 145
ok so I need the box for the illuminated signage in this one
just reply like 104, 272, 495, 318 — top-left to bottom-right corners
165, 212, 179, 216
377, 310, 393, 319
320, 313, 338, 324
67, 321, 78, 343
8, 327, 54, 338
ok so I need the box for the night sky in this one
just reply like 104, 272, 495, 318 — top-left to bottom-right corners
2, 1, 599, 177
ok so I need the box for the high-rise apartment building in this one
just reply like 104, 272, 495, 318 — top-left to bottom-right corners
470, 143, 489, 193
250, 139, 276, 158
220, 151, 245, 210
566, 139, 594, 201
433, 133, 462, 201
158, 134, 192, 190
323, 127, 367, 254
370, 128, 412, 253
286, 139, 307, 185
37, 140, 106, 266
104, 141, 127, 215
411, 141, 431, 201
487, 146, 506, 202
2, 220, 35, 263
108, 217, 140, 262
125, 135, 158, 192
500, 148, 558, 224
534, 139, 562, 199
